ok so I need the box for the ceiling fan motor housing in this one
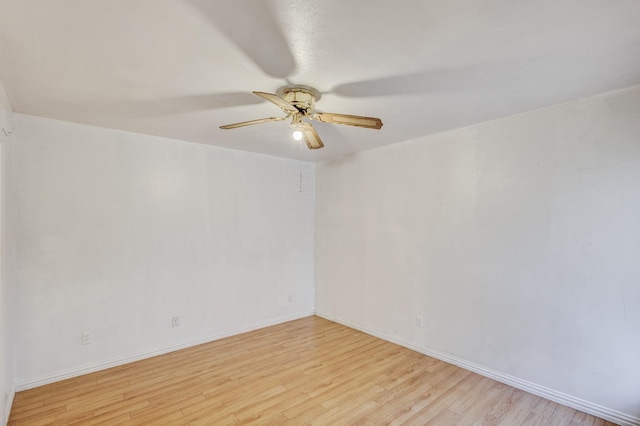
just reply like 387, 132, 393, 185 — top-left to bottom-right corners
278, 86, 320, 115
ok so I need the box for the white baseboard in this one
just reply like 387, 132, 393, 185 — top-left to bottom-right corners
3, 390, 15, 426
315, 309, 640, 426
15, 310, 314, 392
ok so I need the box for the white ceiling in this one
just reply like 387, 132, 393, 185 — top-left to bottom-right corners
0, 0, 639, 162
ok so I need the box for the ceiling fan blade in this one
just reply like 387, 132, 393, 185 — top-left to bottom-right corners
187, 0, 296, 79
302, 123, 324, 150
312, 112, 383, 129
253, 92, 299, 114
220, 116, 286, 129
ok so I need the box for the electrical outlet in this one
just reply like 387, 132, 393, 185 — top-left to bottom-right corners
81, 332, 91, 345
416, 316, 424, 328
172, 316, 180, 327
287, 294, 293, 303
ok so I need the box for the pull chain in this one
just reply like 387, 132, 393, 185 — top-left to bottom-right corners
299, 138, 303, 193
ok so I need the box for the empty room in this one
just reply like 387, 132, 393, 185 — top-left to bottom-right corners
1, 0, 639, 425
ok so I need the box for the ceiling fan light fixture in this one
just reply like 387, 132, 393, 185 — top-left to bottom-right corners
292, 130, 303, 141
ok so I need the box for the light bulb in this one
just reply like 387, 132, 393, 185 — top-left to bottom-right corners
293, 130, 303, 141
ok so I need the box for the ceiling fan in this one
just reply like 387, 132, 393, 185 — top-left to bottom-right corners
219, 85, 383, 150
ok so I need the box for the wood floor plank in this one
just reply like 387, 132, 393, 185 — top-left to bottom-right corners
82, 412, 134, 426
497, 391, 543, 425
8, 316, 615, 425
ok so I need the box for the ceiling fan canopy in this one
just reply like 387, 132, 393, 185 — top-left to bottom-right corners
220, 85, 383, 150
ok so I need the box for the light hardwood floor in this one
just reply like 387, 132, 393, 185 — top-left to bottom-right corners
9, 316, 615, 425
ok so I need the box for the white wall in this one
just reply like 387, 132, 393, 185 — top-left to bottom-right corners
13, 114, 315, 388
0, 79, 15, 426
315, 86, 640, 423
